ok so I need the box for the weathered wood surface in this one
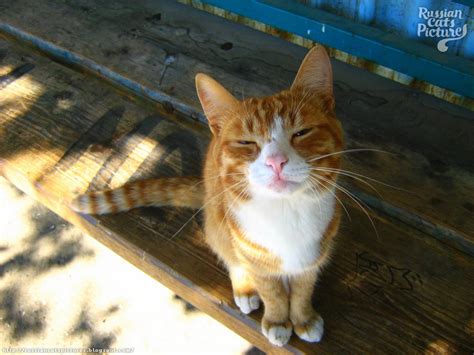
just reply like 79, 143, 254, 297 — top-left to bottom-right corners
0, 0, 473, 255
1, 40, 473, 353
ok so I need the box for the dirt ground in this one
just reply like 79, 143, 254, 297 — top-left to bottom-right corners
0, 177, 259, 354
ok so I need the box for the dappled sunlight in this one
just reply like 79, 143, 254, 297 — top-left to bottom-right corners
0, 63, 15, 76
0, 177, 251, 353
0, 176, 35, 243
0, 74, 44, 114
53, 94, 75, 112
3, 146, 70, 194
424, 339, 456, 354
110, 135, 163, 187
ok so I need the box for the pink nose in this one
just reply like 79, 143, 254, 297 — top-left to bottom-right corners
266, 154, 288, 174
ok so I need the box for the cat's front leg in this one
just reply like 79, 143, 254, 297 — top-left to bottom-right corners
252, 273, 292, 347
229, 265, 260, 314
289, 269, 324, 343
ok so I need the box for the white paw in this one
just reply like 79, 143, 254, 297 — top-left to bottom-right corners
262, 324, 292, 347
295, 315, 324, 343
234, 294, 260, 314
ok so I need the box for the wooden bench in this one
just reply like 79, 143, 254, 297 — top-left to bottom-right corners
0, 1, 473, 353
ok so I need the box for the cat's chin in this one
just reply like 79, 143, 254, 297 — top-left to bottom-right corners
268, 179, 292, 192
250, 181, 303, 199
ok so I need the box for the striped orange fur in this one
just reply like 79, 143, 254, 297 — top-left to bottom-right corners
71, 46, 343, 347
71, 177, 203, 214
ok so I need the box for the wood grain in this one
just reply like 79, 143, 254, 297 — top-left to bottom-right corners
0, 0, 472, 255
0, 40, 473, 353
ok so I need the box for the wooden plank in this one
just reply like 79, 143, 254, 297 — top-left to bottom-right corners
0, 0, 472, 255
1, 40, 473, 353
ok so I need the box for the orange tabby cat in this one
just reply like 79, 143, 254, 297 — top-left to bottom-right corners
72, 46, 343, 347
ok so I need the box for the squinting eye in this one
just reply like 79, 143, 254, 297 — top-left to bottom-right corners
293, 128, 312, 138
237, 140, 255, 145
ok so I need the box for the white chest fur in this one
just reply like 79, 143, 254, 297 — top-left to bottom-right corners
234, 191, 336, 274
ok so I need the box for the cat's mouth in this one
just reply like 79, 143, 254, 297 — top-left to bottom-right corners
248, 167, 308, 197
268, 178, 290, 192
266, 176, 301, 194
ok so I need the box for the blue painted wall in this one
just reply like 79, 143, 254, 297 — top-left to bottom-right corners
300, 0, 473, 58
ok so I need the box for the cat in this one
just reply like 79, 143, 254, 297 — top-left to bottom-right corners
71, 45, 343, 347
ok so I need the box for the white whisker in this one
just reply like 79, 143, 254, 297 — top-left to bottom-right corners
169, 179, 246, 240
310, 166, 410, 194
306, 148, 392, 163
311, 173, 379, 240
311, 167, 383, 199
216, 183, 248, 238
308, 176, 351, 221
304, 179, 322, 215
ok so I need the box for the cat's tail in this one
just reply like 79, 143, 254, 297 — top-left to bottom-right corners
70, 177, 203, 214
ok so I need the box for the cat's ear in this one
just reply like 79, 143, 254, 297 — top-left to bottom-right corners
195, 73, 239, 135
291, 45, 334, 110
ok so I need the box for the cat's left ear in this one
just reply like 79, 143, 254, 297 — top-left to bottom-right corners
195, 73, 239, 136
291, 45, 334, 111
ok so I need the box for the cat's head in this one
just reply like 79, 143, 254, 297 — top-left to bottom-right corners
196, 46, 343, 200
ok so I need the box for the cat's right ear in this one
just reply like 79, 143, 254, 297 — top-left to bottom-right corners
195, 73, 239, 136
291, 45, 334, 112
